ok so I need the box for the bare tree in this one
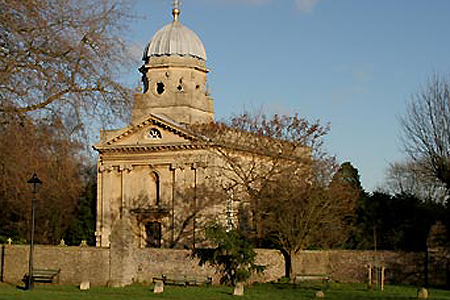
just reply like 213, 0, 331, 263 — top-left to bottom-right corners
0, 0, 133, 136
259, 161, 358, 279
190, 113, 357, 278
190, 114, 329, 241
385, 161, 447, 203
400, 75, 450, 193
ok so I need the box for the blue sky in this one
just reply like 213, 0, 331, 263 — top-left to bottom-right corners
124, 0, 450, 192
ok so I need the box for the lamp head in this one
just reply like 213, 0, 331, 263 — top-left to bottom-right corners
27, 173, 42, 194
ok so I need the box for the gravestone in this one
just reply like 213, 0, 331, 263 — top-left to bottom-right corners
418, 287, 428, 299
154, 280, 164, 294
108, 217, 138, 287
316, 290, 325, 298
80, 281, 90, 290
233, 282, 244, 296
79, 242, 90, 288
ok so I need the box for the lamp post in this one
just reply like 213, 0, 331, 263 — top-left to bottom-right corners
26, 173, 42, 290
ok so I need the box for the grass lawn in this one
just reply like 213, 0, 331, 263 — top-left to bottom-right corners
1, 282, 450, 300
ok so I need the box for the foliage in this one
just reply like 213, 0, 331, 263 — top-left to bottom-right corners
63, 166, 97, 246
333, 162, 363, 191
194, 224, 264, 286
427, 221, 448, 249
354, 191, 446, 251
262, 166, 358, 248
259, 161, 358, 278
0, 118, 96, 245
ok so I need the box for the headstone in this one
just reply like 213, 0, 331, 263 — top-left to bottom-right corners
233, 282, 244, 296
153, 280, 164, 294
316, 290, 325, 298
418, 288, 428, 299
6, 238, 12, 245
59, 239, 66, 246
80, 240, 88, 247
109, 218, 138, 287
80, 281, 90, 291
80, 243, 90, 289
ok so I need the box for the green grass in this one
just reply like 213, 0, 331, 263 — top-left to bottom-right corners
1, 282, 450, 300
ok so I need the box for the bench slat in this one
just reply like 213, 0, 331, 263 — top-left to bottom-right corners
23, 269, 60, 284
153, 274, 212, 286
294, 274, 332, 287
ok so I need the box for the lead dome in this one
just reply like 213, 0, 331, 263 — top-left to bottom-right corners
143, 5, 207, 61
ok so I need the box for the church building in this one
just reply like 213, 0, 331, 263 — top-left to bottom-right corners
93, 3, 223, 249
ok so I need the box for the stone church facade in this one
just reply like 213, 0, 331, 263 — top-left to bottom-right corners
93, 4, 225, 249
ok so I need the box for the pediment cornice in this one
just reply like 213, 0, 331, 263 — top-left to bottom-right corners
93, 114, 200, 153
94, 142, 208, 154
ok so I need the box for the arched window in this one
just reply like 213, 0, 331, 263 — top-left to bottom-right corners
153, 171, 160, 206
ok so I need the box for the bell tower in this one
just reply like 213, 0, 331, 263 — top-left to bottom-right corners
132, 2, 214, 125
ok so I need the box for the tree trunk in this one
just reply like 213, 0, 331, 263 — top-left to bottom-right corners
290, 251, 296, 281
280, 249, 296, 280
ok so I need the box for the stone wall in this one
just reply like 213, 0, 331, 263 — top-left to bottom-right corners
252, 249, 285, 282
327, 250, 424, 284
133, 248, 217, 283
0, 245, 110, 285
0, 244, 437, 286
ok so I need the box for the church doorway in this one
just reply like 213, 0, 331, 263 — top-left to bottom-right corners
145, 221, 162, 248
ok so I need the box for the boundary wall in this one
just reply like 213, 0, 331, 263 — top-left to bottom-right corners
0, 244, 431, 286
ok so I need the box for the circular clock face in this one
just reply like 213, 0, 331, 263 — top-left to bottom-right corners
148, 128, 162, 139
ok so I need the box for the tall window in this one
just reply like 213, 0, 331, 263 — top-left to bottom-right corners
153, 171, 160, 206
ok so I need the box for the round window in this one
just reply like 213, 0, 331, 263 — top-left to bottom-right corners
147, 128, 162, 139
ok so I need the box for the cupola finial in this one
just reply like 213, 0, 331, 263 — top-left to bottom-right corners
172, 0, 181, 22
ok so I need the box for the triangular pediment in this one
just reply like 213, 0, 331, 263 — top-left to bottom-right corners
93, 114, 202, 152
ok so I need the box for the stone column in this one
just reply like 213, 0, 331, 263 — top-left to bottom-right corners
96, 162, 103, 247
97, 164, 114, 247
191, 163, 197, 249
119, 164, 133, 219
170, 164, 178, 246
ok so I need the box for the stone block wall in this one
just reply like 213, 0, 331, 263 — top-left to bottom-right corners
0, 245, 110, 285
326, 250, 423, 284
252, 249, 285, 282
295, 251, 330, 276
133, 248, 217, 283
0, 244, 436, 286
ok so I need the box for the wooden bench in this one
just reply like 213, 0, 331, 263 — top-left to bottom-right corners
23, 269, 60, 284
294, 274, 332, 287
153, 274, 212, 287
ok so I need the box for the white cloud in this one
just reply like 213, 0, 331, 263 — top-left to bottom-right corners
295, 0, 322, 13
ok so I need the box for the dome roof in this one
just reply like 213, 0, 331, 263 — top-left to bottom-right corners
143, 7, 207, 61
